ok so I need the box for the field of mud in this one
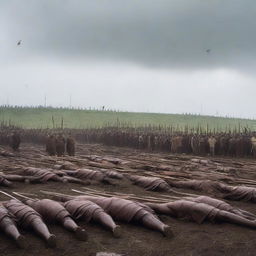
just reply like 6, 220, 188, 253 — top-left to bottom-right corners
0, 143, 256, 256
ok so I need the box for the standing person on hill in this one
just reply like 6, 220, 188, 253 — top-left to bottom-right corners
10, 131, 21, 151
66, 133, 75, 156
56, 134, 65, 157
46, 134, 57, 156
251, 134, 256, 157
208, 135, 217, 156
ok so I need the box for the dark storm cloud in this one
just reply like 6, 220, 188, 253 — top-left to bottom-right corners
1, 0, 256, 69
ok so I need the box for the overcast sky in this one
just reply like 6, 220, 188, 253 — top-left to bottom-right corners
0, 0, 255, 118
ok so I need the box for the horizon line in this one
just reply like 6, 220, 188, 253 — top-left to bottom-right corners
0, 104, 255, 122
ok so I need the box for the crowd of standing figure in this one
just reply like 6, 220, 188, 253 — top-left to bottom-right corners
46, 133, 75, 156
0, 131, 21, 151
1, 127, 256, 157
74, 129, 256, 157
0, 130, 75, 157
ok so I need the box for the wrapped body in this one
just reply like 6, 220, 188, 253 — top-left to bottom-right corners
64, 169, 110, 183
127, 175, 170, 192
0, 176, 13, 187
63, 199, 121, 237
19, 167, 65, 183
0, 204, 26, 248
146, 199, 256, 229
222, 186, 256, 202
24, 199, 87, 241
169, 179, 256, 203
4, 199, 56, 247
168, 180, 226, 194
100, 169, 123, 179
67, 195, 171, 236
189, 196, 256, 220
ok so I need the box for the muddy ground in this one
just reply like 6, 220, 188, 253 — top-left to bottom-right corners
0, 143, 256, 256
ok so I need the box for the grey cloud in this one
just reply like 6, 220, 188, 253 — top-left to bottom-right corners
1, 0, 256, 70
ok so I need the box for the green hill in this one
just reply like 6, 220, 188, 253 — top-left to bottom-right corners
0, 106, 255, 132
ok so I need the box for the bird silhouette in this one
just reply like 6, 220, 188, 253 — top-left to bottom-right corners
206, 49, 211, 54
17, 40, 22, 46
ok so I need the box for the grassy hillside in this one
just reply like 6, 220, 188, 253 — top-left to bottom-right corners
0, 106, 255, 131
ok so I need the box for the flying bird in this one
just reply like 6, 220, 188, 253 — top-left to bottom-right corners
206, 49, 211, 54
17, 40, 22, 46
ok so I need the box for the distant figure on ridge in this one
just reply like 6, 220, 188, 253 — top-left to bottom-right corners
46, 134, 56, 156
66, 133, 75, 156
10, 131, 21, 151
56, 134, 65, 157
